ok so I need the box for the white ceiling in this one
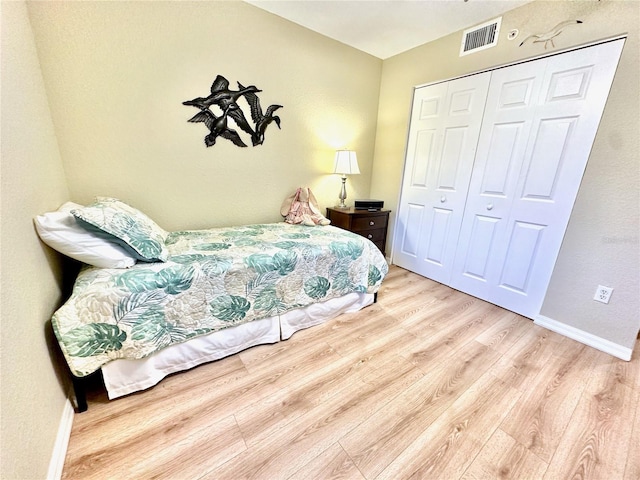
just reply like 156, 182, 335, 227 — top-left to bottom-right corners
245, 0, 533, 59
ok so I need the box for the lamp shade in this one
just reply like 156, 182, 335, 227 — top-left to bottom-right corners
333, 150, 360, 175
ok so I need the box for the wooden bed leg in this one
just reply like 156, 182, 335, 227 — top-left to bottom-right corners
374, 292, 378, 303
71, 374, 88, 413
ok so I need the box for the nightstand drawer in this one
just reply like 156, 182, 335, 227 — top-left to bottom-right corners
351, 215, 389, 231
354, 228, 386, 243
325, 207, 391, 256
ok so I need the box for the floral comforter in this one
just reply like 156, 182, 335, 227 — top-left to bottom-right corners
52, 223, 388, 377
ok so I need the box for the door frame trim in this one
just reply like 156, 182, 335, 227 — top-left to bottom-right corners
413, 34, 628, 91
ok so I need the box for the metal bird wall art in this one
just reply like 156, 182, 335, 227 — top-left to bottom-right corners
238, 82, 282, 146
187, 106, 247, 148
183, 74, 283, 149
519, 20, 583, 49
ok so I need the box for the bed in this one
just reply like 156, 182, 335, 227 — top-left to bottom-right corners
39, 198, 388, 411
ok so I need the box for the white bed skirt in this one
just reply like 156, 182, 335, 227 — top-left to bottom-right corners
102, 292, 374, 399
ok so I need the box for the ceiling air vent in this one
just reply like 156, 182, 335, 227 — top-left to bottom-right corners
460, 17, 502, 56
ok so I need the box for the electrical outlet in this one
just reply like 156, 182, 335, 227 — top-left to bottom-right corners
594, 285, 613, 304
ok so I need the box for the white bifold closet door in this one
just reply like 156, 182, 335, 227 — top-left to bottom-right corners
392, 73, 491, 285
394, 39, 624, 319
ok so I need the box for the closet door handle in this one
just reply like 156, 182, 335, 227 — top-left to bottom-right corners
486, 204, 494, 211
440, 196, 447, 203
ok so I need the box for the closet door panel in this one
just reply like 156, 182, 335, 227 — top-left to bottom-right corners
461, 214, 499, 280
425, 208, 453, 266
497, 220, 545, 294
394, 83, 447, 270
491, 40, 624, 316
452, 40, 624, 317
450, 60, 544, 301
410, 130, 437, 187
397, 203, 425, 257
393, 73, 491, 283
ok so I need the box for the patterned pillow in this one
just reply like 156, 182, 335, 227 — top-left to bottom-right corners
72, 197, 168, 262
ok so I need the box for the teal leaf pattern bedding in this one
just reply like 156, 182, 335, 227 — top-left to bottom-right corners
65, 324, 127, 357
304, 276, 330, 299
52, 223, 388, 376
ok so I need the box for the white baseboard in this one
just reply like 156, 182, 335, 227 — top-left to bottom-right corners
47, 399, 74, 480
534, 315, 633, 361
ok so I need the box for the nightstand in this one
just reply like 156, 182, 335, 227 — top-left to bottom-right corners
326, 207, 390, 255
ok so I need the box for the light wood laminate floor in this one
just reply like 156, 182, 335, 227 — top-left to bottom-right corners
62, 265, 640, 479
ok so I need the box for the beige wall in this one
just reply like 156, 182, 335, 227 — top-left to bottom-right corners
371, 0, 639, 349
4, 1, 381, 477
27, 0, 382, 231
0, 2, 72, 479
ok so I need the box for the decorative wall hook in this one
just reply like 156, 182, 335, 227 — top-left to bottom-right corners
183, 74, 283, 148
518, 20, 583, 49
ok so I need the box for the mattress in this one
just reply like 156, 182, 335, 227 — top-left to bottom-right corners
52, 222, 388, 379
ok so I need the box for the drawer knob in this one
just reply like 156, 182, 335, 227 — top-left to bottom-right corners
486, 204, 494, 211
369, 221, 375, 226
367, 234, 373, 239
440, 196, 447, 203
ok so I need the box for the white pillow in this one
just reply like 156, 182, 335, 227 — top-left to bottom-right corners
34, 202, 136, 268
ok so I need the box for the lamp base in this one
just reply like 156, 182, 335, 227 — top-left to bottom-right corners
336, 175, 349, 209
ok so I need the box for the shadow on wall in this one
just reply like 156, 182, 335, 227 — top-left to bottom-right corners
38, 239, 83, 401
